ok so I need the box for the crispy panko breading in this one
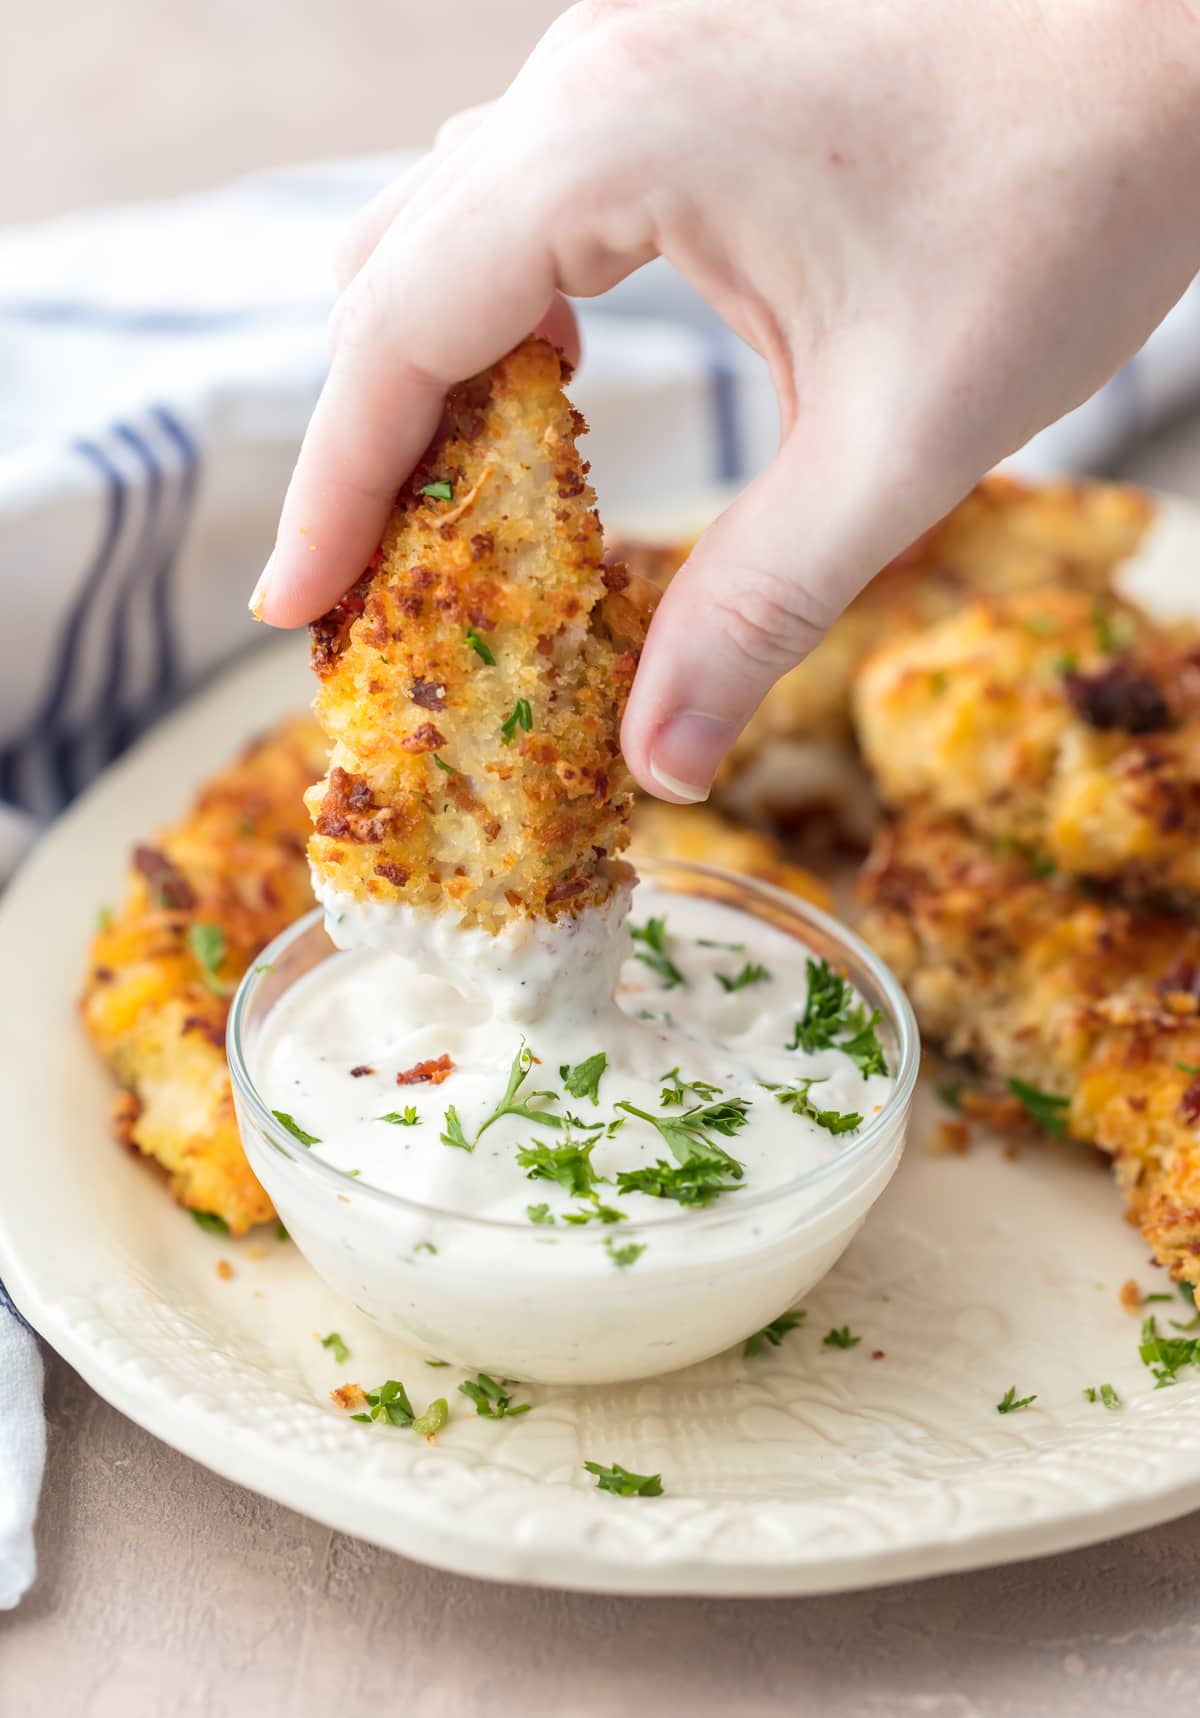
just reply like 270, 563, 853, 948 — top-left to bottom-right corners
854, 585, 1200, 907
307, 338, 657, 933
629, 799, 832, 911
857, 808, 1200, 1284
611, 476, 1152, 819
80, 716, 326, 1232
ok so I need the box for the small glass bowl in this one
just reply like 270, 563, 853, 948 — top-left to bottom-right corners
228, 858, 919, 1385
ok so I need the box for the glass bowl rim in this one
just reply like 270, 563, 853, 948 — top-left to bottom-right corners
226, 857, 920, 1238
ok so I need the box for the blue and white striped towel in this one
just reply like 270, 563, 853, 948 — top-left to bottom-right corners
2, 151, 1199, 1607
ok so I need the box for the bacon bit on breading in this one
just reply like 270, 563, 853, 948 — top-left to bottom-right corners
410, 678, 447, 711
374, 861, 410, 887
399, 722, 447, 754
349, 1065, 375, 1078
331, 1383, 367, 1411
1118, 1277, 1143, 1313
215, 1259, 234, 1282
133, 845, 196, 910
111, 1090, 142, 1152
397, 1053, 455, 1086
182, 1014, 226, 1051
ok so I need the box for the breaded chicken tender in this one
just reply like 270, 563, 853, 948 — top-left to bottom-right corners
307, 338, 657, 934
855, 586, 1200, 907
611, 477, 1152, 820
81, 717, 325, 1232
858, 808, 1200, 1285
629, 799, 832, 911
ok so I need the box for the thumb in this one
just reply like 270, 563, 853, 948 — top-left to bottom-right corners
620, 436, 907, 803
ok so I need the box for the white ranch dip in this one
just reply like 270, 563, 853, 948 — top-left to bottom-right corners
254, 886, 895, 1229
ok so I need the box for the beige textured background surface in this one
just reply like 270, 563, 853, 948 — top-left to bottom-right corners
5, 3, 1200, 1712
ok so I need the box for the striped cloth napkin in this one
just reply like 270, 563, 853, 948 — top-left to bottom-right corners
2, 150, 1198, 1607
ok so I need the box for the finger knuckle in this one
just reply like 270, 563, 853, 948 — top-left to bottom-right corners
707, 566, 833, 674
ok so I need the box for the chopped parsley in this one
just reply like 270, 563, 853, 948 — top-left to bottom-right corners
604, 1236, 646, 1268
696, 937, 745, 952
95, 905, 113, 932
1083, 1383, 1121, 1410
560, 1052, 608, 1104
822, 1326, 862, 1350
190, 1210, 229, 1235
1177, 1061, 1200, 1077
476, 1041, 562, 1139
351, 1380, 416, 1427
431, 753, 455, 772
320, 1332, 350, 1365
715, 962, 771, 994
272, 1109, 320, 1147
765, 1079, 862, 1135
1053, 651, 1078, 675
583, 1460, 663, 1497
937, 1080, 965, 1110
187, 921, 233, 996
378, 1107, 420, 1126
465, 624, 495, 664
440, 1106, 471, 1151
562, 1201, 627, 1226
412, 1397, 449, 1438
1139, 1314, 1200, 1387
631, 915, 686, 989
526, 1202, 555, 1225
499, 698, 533, 745
275, 1223, 290, 1242
420, 479, 454, 502
458, 1373, 532, 1419
615, 1096, 749, 1174
995, 836, 1057, 879
1007, 1077, 1070, 1138
516, 1133, 603, 1198
996, 1385, 1037, 1414
616, 1158, 742, 1208
425, 1358, 451, 1368
744, 1309, 806, 1357
788, 958, 888, 1076
1093, 603, 1135, 655
658, 1066, 722, 1107
413, 1240, 437, 1255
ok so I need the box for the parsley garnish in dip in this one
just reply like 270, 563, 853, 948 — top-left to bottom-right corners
248, 881, 905, 1383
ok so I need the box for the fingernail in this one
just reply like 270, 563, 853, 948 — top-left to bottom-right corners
648, 711, 735, 803
248, 555, 275, 622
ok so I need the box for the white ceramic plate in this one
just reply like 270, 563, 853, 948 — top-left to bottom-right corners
4, 507, 1200, 1598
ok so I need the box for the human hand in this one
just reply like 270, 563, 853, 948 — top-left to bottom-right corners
253, 0, 1200, 801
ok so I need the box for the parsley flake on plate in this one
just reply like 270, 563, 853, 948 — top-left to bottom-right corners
378, 1107, 420, 1126
190, 1210, 229, 1235
1007, 1077, 1070, 1138
526, 1202, 555, 1225
630, 915, 687, 989
1138, 1315, 1200, 1388
996, 1385, 1037, 1414
499, 698, 533, 745
272, 1109, 321, 1147
744, 1309, 806, 1357
458, 1373, 532, 1419
583, 1460, 663, 1497
351, 1380, 416, 1427
1083, 1383, 1121, 1410
715, 962, 771, 994
320, 1332, 350, 1365
822, 1326, 862, 1350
